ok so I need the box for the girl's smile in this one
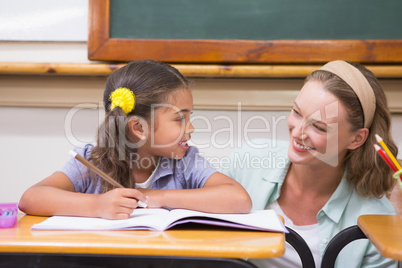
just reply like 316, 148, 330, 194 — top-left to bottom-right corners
178, 140, 190, 151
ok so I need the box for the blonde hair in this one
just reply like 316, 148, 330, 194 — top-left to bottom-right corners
306, 62, 397, 198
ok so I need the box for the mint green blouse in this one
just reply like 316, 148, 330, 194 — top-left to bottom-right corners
219, 139, 397, 267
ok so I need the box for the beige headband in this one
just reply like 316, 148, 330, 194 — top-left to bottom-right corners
319, 60, 376, 128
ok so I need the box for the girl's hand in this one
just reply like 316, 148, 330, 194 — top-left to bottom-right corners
136, 188, 164, 208
95, 188, 148, 220
136, 172, 252, 214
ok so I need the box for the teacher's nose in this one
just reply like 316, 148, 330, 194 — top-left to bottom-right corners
291, 120, 307, 140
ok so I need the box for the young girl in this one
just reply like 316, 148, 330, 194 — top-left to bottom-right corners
19, 60, 252, 220
220, 60, 397, 267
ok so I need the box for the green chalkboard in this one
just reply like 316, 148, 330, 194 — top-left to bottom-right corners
110, 0, 402, 40
88, 0, 402, 63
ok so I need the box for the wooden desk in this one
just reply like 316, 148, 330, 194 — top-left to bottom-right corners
358, 215, 402, 261
0, 214, 284, 267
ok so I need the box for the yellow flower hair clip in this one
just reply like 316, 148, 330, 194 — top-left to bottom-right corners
110, 87, 136, 114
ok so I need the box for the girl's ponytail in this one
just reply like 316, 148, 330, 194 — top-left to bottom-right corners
91, 106, 135, 191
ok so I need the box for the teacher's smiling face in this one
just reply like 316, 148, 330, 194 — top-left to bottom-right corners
287, 80, 358, 167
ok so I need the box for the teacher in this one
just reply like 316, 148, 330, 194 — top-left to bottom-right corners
220, 60, 398, 267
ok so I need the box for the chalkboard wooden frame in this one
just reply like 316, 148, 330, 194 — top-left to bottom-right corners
88, 0, 402, 64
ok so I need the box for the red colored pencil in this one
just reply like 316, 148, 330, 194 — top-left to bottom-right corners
374, 144, 398, 172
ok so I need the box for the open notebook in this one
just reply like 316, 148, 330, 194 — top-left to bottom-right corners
31, 208, 287, 233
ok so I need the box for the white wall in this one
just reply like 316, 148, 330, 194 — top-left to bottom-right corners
0, 0, 87, 202
0, 0, 87, 41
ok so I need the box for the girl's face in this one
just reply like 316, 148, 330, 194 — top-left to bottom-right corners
143, 89, 194, 160
287, 80, 357, 167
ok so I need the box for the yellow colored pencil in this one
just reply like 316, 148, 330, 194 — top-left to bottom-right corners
375, 134, 402, 170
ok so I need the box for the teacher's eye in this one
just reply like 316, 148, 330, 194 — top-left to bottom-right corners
313, 124, 327, 132
292, 108, 301, 116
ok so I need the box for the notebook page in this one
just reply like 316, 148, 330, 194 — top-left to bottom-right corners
32, 208, 170, 231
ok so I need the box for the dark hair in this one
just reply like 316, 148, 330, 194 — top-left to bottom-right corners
306, 62, 397, 198
90, 60, 190, 191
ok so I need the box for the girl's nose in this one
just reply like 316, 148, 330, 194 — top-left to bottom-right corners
186, 121, 195, 134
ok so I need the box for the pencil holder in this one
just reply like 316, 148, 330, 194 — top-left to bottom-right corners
0, 203, 18, 228
392, 170, 402, 191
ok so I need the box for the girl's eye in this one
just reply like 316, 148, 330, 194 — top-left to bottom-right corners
176, 117, 185, 122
